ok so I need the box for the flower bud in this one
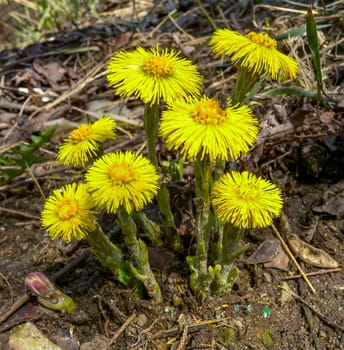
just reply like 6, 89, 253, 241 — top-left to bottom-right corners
25, 272, 55, 298
25, 272, 76, 313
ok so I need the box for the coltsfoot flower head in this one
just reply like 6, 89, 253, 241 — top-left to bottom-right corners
212, 171, 283, 229
209, 29, 298, 80
58, 116, 116, 167
160, 96, 258, 161
107, 46, 203, 106
85, 152, 160, 214
41, 183, 97, 242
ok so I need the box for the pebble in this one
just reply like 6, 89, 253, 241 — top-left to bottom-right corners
7, 322, 62, 350
80, 334, 108, 350
136, 313, 148, 327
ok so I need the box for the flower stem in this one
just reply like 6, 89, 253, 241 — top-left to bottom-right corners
210, 220, 223, 265
143, 103, 182, 252
211, 223, 247, 295
195, 154, 213, 251
157, 184, 183, 251
211, 159, 225, 264
191, 154, 214, 299
221, 222, 245, 266
144, 104, 160, 167
117, 207, 162, 302
132, 211, 163, 246
86, 224, 123, 278
231, 68, 259, 105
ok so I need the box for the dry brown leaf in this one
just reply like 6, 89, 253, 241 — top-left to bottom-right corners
319, 110, 338, 134
264, 244, 290, 271
247, 239, 280, 264
247, 239, 290, 271
288, 233, 340, 268
33, 59, 67, 84
14, 68, 45, 86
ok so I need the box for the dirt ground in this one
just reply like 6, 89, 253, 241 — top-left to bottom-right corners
1, 1, 344, 349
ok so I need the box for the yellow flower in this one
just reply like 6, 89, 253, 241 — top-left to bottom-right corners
107, 46, 202, 106
211, 171, 283, 229
160, 96, 258, 161
58, 116, 116, 167
41, 183, 97, 242
85, 152, 160, 214
209, 29, 298, 80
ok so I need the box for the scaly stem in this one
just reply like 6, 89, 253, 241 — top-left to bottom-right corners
191, 154, 213, 299
144, 104, 160, 167
231, 68, 259, 105
210, 158, 225, 264
210, 220, 223, 266
143, 103, 182, 252
86, 224, 124, 278
156, 184, 183, 251
194, 154, 213, 252
221, 222, 245, 266
211, 223, 247, 295
132, 211, 163, 246
117, 207, 162, 302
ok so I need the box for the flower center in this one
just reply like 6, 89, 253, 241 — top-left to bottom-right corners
70, 124, 92, 143
235, 184, 260, 202
108, 161, 136, 183
193, 98, 227, 125
55, 199, 78, 220
246, 32, 277, 49
143, 56, 173, 77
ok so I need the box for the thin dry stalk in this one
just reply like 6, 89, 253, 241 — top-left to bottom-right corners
271, 222, 316, 294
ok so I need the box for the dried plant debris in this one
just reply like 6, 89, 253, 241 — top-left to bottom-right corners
247, 239, 290, 271
313, 180, 344, 217
288, 233, 340, 269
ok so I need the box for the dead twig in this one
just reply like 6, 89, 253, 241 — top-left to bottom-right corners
0, 207, 39, 220
0, 98, 38, 111
271, 222, 316, 294
176, 324, 189, 350
298, 272, 320, 350
283, 267, 342, 280
27, 61, 107, 121
51, 249, 91, 281
146, 317, 230, 343
26, 163, 46, 200
284, 286, 344, 333
103, 313, 136, 350
0, 294, 30, 324
97, 296, 111, 338
255, 4, 319, 15
0, 273, 14, 307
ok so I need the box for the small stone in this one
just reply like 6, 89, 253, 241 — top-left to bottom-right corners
263, 272, 272, 283
80, 334, 108, 350
7, 322, 62, 350
279, 281, 293, 306
136, 313, 148, 327
21, 242, 29, 250
319, 329, 327, 338
164, 306, 170, 313
67, 309, 91, 325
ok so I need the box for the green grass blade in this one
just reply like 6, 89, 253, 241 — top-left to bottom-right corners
273, 24, 331, 41
262, 87, 332, 107
242, 74, 266, 105
306, 5, 323, 102
262, 87, 318, 98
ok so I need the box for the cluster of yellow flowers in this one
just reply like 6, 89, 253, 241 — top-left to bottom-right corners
40, 28, 297, 299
